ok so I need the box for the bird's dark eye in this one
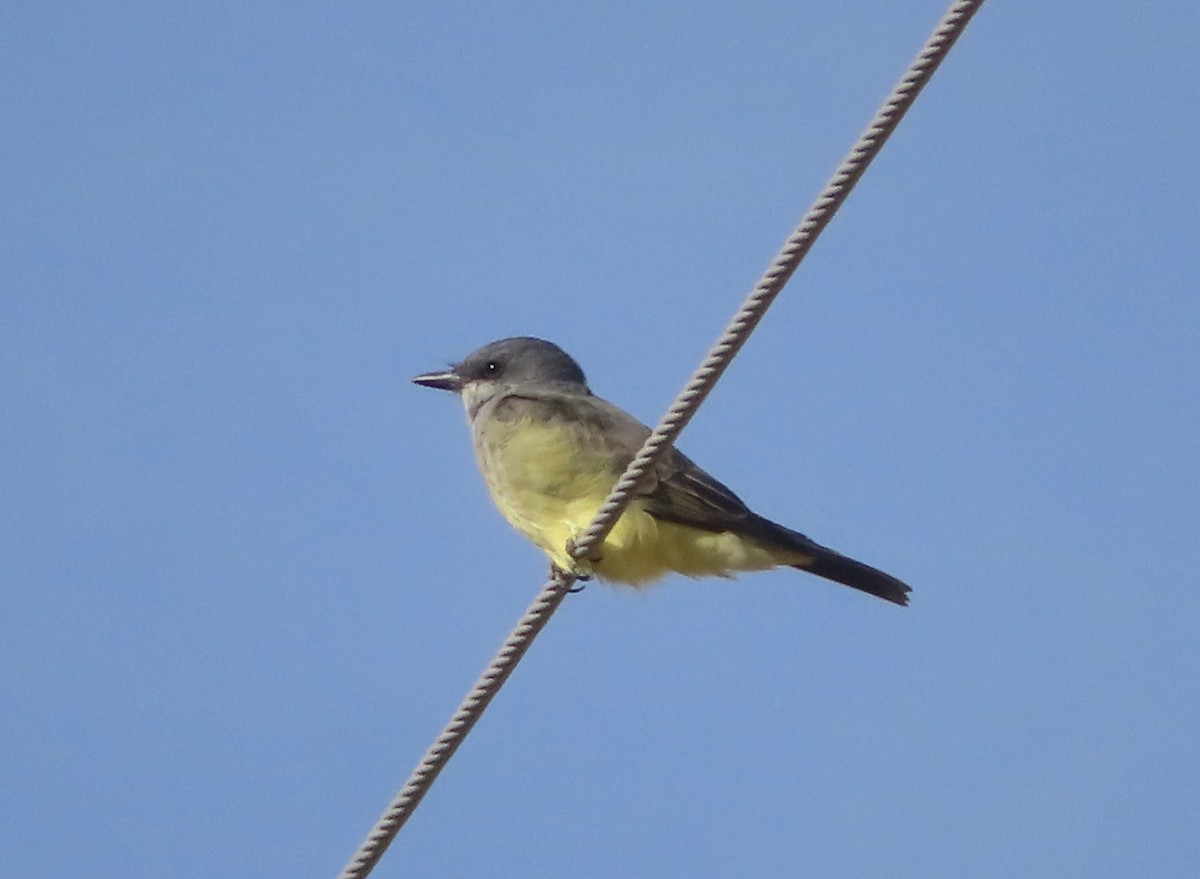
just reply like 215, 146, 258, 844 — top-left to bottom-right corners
483, 360, 501, 376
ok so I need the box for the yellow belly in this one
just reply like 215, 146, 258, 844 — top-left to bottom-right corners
474, 416, 779, 585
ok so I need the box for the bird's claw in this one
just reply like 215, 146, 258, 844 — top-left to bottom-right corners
550, 563, 590, 593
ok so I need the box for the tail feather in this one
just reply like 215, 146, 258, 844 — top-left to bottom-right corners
797, 545, 911, 606
747, 514, 911, 606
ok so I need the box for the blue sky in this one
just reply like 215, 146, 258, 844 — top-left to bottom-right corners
3, 3, 1198, 877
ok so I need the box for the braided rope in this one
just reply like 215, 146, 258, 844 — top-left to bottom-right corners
338, 3, 982, 875
573, 0, 983, 558
337, 570, 575, 879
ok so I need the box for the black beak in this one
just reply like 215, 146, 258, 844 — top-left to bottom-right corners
412, 369, 462, 392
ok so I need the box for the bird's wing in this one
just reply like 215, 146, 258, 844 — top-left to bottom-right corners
641, 446, 754, 533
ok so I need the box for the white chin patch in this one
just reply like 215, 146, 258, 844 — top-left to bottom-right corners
461, 381, 498, 420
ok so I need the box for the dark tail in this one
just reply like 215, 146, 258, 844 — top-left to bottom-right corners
748, 514, 912, 606
798, 543, 911, 606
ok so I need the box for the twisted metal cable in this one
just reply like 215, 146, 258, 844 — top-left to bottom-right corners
337, 569, 576, 879
572, 0, 984, 559
338, 2, 983, 876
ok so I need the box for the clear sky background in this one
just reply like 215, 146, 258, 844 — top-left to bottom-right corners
3, 3, 1198, 877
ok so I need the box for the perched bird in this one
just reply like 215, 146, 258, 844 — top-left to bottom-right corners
413, 337, 910, 605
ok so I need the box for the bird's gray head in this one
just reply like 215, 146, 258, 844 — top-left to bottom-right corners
413, 337, 590, 417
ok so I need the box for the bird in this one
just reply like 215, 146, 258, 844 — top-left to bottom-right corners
413, 337, 910, 605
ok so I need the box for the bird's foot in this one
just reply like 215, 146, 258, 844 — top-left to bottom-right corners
550, 563, 590, 593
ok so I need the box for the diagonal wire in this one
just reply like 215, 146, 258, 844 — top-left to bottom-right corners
338, 2, 983, 876
573, 0, 983, 559
337, 569, 576, 879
